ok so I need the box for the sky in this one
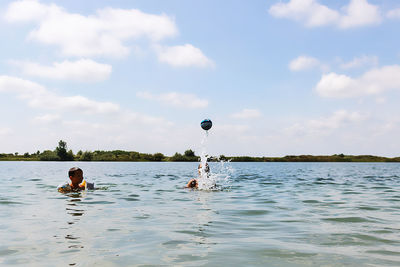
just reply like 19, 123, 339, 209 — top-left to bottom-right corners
1, 0, 400, 157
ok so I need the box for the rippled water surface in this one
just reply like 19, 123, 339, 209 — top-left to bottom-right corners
1, 161, 400, 266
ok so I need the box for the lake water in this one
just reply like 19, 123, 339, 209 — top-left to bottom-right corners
1, 161, 400, 266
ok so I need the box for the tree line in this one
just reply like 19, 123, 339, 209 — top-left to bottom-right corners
1, 140, 400, 162
0, 140, 199, 162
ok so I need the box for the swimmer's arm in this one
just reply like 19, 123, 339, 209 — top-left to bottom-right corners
57, 183, 70, 193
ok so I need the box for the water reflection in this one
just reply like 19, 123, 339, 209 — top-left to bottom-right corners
193, 192, 215, 246
62, 192, 86, 265
66, 193, 85, 221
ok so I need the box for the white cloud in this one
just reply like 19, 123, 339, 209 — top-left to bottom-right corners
5, 0, 178, 57
0, 75, 120, 114
231, 109, 262, 119
10, 59, 112, 82
4, 0, 56, 22
269, 0, 339, 27
0, 76, 175, 153
269, 0, 381, 29
339, 0, 381, 28
339, 55, 378, 69
315, 65, 400, 98
289, 55, 321, 71
387, 8, 400, 19
32, 114, 60, 124
286, 110, 367, 136
137, 91, 208, 108
155, 44, 214, 68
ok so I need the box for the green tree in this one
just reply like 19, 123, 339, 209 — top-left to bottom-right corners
80, 151, 93, 161
39, 150, 60, 161
67, 150, 74, 161
184, 149, 195, 157
55, 140, 74, 161
153, 152, 165, 161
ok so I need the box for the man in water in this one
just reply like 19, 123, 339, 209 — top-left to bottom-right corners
58, 167, 94, 193
186, 163, 210, 188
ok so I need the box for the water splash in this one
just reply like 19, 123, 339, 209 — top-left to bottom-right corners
197, 131, 233, 190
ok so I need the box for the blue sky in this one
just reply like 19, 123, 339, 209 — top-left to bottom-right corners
1, 0, 400, 157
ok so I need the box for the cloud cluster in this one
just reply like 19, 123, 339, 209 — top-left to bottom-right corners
286, 110, 366, 136
289, 55, 321, 71
315, 65, 400, 98
0, 75, 120, 114
0, 75, 173, 145
137, 91, 208, 109
387, 8, 400, 19
5, 0, 177, 57
339, 55, 378, 70
155, 44, 214, 68
10, 59, 112, 82
4, 0, 213, 68
269, 0, 381, 29
289, 55, 378, 72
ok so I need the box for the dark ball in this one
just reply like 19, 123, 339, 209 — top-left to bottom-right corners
201, 119, 212, 131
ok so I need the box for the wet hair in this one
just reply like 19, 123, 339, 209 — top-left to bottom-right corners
189, 180, 197, 188
68, 167, 83, 177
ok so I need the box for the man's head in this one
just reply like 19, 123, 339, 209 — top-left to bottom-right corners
68, 167, 83, 186
189, 179, 198, 188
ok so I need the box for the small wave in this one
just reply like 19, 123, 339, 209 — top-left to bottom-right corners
0, 200, 23, 205
174, 230, 211, 238
0, 249, 18, 256
342, 191, 362, 195
352, 233, 398, 244
370, 229, 395, 234
366, 250, 400, 256
322, 217, 373, 223
237, 209, 270, 216
120, 197, 139, 201
302, 200, 320, 204
106, 173, 137, 177
80, 200, 115, 204
162, 240, 190, 248
259, 248, 317, 258
357, 206, 379, 211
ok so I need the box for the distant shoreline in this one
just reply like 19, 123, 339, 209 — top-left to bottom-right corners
1, 152, 399, 162
2, 141, 398, 162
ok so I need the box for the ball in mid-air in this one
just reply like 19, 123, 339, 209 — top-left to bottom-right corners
201, 119, 212, 131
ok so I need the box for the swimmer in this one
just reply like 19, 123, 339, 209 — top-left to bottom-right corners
57, 167, 94, 193
186, 163, 210, 188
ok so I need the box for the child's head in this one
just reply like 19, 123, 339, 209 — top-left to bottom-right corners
68, 167, 83, 185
